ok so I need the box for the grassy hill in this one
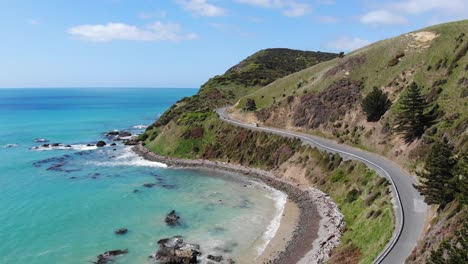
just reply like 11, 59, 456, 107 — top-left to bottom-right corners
140, 20, 467, 264
142, 48, 338, 143
231, 20, 468, 263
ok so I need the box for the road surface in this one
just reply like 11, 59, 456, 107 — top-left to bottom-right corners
216, 107, 427, 264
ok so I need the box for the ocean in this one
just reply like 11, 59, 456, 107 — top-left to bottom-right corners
0, 88, 284, 264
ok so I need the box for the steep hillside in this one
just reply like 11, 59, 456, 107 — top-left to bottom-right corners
231, 20, 468, 263
142, 48, 338, 147
139, 20, 467, 264
237, 20, 467, 165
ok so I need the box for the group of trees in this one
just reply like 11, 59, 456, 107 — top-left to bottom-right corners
418, 139, 468, 207
418, 140, 467, 207
361, 82, 465, 207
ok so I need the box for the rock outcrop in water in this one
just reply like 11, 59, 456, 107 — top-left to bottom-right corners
96, 141, 106, 147
151, 236, 200, 264
93, 249, 128, 264
207, 254, 223, 262
114, 228, 128, 235
165, 210, 181, 226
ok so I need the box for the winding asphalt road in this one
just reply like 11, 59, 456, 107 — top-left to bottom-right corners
216, 107, 427, 264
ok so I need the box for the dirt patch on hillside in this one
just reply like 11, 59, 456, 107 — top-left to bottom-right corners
406, 31, 439, 51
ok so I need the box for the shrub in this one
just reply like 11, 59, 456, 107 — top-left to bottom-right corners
243, 99, 257, 111
361, 87, 391, 122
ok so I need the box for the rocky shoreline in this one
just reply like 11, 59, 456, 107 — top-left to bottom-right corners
133, 144, 344, 264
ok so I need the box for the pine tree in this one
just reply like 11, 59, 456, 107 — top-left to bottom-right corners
395, 82, 431, 142
454, 152, 468, 205
361, 87, 392, 122
417, 140, 456, 206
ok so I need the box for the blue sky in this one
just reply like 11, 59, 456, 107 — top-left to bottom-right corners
0, 0, 466, 88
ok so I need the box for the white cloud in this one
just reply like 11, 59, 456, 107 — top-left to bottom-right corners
390, 0, 466, 14
68, 21, 198, 42
314, 15, 338, 23
360, 10, 407, 25
360, 0, 467, 26
176, 0, 226, 16
235, 0, 311, 17
326, 37, 371, 51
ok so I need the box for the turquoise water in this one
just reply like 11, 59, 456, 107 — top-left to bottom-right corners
0, 89, 282, 264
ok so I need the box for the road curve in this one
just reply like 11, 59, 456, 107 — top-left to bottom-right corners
216, 107, 427, 264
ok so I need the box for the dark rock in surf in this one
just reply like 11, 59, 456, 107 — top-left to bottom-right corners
119, 131, 132, 137
123, 137, 139, 146
114, 228, 128, 235
165, 210, 181, 226
106, 131, 120, 136
152, 236, 200, 264
93, 249, 128, 264
207, 255, 223, 262
96, 141, 107, 147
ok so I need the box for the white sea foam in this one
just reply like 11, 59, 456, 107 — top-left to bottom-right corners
35, 245, 70, 257
255, 185, 288, 256
132, 125, 148, 129
4, 144, 19, 148
31, 144, 98, 151
88, 147, 167, 168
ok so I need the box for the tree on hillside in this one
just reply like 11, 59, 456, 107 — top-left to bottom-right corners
244, 99, 257, 111
417, 140, 457, 206
453, 152, 468, 205
395, 82, 432, 142
361, 87, 392, 122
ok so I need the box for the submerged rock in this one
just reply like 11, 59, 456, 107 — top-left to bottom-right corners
152, 236, 200, 264
165, 210, 181, 226
114, 228, 128, 235
207, 255, 223, 262
93, 249, 128, 264
35, 138, 49, 143
143, 183, 156, 188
